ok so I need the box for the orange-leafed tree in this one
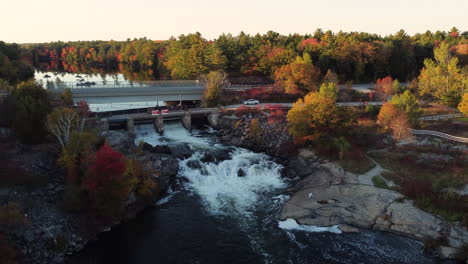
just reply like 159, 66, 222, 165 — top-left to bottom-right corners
458, 93, 468, 116
389, 114, 412, 141
274, 54, 321, 94
287, 91, 350, 144
375, 76, 394, 100
377, 102, 412, 141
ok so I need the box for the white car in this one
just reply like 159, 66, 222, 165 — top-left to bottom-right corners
243, 99, 260, 105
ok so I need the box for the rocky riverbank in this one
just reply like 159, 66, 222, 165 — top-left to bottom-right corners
0, 129, 181, 264
216, 114, 296, 159
279, 150, 468, 260
215, 114, 468, 261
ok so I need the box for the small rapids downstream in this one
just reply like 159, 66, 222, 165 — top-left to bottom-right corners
69, 122, 435, 264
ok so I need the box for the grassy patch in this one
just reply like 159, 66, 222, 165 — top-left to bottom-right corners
372, 176, 390, 189
454, 117, 468, 123
337, 155, 375, 174
369, 144, 468, 227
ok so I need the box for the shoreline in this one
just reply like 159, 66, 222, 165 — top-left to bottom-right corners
215, 114, 468, 261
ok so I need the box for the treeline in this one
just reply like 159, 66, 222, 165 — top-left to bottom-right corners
24, 28, 468, 83
0, 42, 34, 84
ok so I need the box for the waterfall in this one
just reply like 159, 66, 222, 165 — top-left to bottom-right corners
134, 122, 287, 216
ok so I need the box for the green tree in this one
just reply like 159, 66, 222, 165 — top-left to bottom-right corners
392, 79, 404, 94
12, 81, 51, 144
287, 92, 350, 143
390, 90, 422, 126
0, 42, 34, 84
418, 42, 467, 107
333, 136, 351, 160
61, 89, 74, 106
201, 71, 227, 107
319, 82, 338, 100
164, 33, 226, 79
458, 93, 468, 116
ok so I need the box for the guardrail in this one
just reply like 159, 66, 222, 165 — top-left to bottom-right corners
411, 129, 468, 143
47, 80, 203, 90
336, 101, 384, 107
47, 81, 273, 91
418, 113, 463, 121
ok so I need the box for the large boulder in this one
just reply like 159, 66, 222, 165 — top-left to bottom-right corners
169, 144, 193, 159
153, 145, 172, 155
280, 161, 468, 260
158, 158, 179, 191
102, 130, 135, 154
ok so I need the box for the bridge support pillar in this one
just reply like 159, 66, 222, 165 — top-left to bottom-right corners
127, 118, 135, 131
100, 118, 110, 131
182, 111, 191, 131
154, 116, 164, 135
207, 112, 220, 128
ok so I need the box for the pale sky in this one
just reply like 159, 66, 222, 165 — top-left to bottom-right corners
1, 0, 467, 43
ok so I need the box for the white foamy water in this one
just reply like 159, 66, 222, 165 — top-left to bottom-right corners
278, 218, 342, 234
180, 149, 286, 215
134, 122, 212, 148
156, 187, 179, 206
134, 122, 287, 216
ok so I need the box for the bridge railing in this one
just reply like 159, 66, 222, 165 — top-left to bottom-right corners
47, 80, 203, 90
418, 113, 463, 121
411, 129, 468, 143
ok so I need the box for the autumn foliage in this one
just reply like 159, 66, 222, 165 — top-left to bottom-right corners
377, 103, 412, 141
84, 144, 126, 192
287, 91, 350, 144
458, 93, 468, 116
274, 54, 321, 94
83, 144, 136, 219
374, 76, 393, 100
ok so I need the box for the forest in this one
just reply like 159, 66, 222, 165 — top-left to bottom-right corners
23, 28, 468, 83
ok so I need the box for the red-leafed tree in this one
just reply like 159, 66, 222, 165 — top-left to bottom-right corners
265, 104, 286, 124
85, 144, 126, 192
77, 100, 90, 118
83, 144, 136, 220
375, 76, 394, 100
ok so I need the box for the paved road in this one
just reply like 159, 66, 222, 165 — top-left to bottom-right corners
225, 101, 384, 109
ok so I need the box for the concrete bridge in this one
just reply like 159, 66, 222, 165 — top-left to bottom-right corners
103, 108, 220, 134
49, 81, 270, 104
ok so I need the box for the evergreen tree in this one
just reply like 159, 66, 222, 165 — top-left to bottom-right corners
418, 42, 467, 107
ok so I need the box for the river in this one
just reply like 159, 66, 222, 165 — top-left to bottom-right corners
67, 122, 436, 264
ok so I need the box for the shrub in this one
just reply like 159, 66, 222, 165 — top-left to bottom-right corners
248, 119, 263, 144
62, 185, 87, 213
46, 232, 68, 253
365, 105, 381, 117
372, 176, 389, 189
264, 104, 286, 124
0, 233, 19, 264
422, 236, 448, 253
126, 159, 157, 201
234, 105, 261, 117
459, 93, 468, 116
455, 244, 468, 260
0, 202, 27, 232
61, 89, 73, 106
401, 178, 434, 199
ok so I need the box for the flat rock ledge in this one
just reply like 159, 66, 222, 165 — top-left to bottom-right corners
280, 161, 468, 260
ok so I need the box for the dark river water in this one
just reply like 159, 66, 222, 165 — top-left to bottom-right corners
68, 123, 436, 264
